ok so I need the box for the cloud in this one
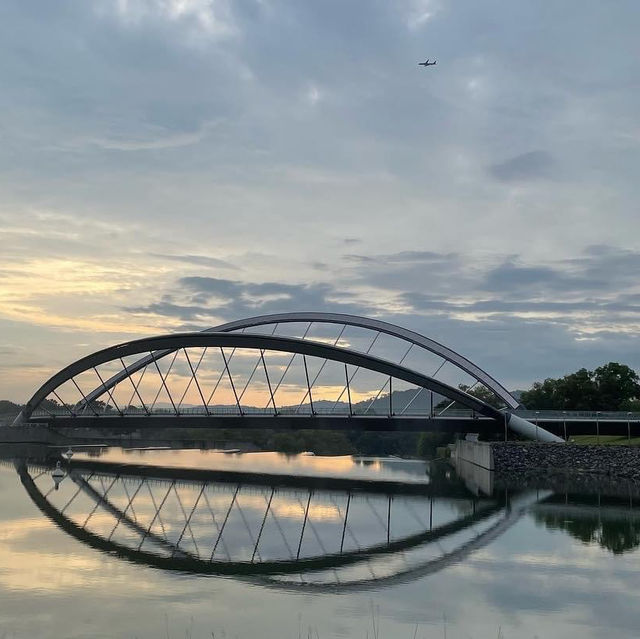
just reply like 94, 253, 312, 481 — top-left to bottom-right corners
406, 0, 441, 30
87, 120, 220, 151
483, 259, 598, 296
127, 276, 376, 324
489, 151, 554, 181
148, 253, 238, 269
98, 0, 238, 42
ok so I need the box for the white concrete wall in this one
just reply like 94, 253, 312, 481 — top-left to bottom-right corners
453, 440, 494, 471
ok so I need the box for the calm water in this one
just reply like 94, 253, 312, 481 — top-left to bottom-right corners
1, 446, 640, 638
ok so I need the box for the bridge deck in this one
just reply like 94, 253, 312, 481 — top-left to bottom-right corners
24, 410, 640, 438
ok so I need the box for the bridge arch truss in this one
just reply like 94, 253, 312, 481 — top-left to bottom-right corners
82, 312, 522, 411
14, 313, 562, 441
19, 331, 504, 424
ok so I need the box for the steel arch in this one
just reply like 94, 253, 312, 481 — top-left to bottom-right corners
79, 313, 521, 410
17, 331, 504, 423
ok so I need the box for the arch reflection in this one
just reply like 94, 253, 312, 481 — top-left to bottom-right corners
15, 456, 526, 589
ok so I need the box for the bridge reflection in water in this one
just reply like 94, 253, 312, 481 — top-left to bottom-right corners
16, 453, 536, 590
14, 450, 640, 591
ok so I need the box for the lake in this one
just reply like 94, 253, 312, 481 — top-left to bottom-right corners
1, 445, 639, 638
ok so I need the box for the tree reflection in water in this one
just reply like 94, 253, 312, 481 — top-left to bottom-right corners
534, 494, 640, 554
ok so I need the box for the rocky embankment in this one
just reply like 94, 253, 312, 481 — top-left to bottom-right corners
492, 442, 640, 483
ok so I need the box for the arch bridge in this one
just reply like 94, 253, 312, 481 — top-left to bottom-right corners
13, 312, 561, 442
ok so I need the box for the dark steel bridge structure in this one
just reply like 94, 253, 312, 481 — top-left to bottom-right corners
12, 311, 604, 442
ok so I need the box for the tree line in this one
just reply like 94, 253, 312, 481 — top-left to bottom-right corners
519, 362, 640, 411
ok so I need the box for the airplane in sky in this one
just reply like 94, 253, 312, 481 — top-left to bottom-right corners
418, 59, 437, 67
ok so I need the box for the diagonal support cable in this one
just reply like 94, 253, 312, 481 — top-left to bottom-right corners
365, 496, 388, 534
234, 496, 261, 562
71, 378, 100, 416
339, 493, 352, 553
150, 350, 179, 414
81, 475, 117, 529
107, 478, 146, 541
177, 347, 207, 412
251, 487, 275, 562
121, 478, 141, 523
210, 485, 240, 560
202, 491, 232, 560
297, 496, 327, 555
124, 365, 150, 415
363, 343, 414, 415
52, 389, 75, 417
330, 331, 380, 413
295, 324, 346, 413
173, 483, 206, 556
93, 367, 122, 415
438, 380, 479, 416
220, 348, 243, 415
119, 358, 150, 415
303, 355, 314, 415
265, 492, 295, 560
400, 358, 449, 416
145, 482, 168, 539
265, 322, 313, 409
261, 350, 278, 415
205, 344, 243, 407
181, 348, 210, 416
137, 481, 175, 550
296, 491, 313, 560
238, 324, 279, 404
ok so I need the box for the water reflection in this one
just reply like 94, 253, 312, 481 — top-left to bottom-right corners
532, 494, 640, 554
2, 445, 640, 638
14, 452, 513, 589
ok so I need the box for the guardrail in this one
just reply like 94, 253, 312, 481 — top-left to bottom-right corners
29, 407, 640, 420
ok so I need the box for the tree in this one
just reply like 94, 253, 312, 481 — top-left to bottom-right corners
535, 511, 640, 554
435, 384, 503, 411
593, 363, 640, 411
459, 384, 503, 408
520, 362, 640, 411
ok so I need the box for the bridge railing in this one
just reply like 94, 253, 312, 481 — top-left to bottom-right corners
30, 406, 484, 419
31, 406, 640, 421
514, 410, 640, 421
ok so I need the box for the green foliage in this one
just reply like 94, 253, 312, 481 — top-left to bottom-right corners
417, 431, 454, 457
268, 430, 354, 455
520, 362, 640, 411
536, 511, 640, 554
347, 431, 419, 456
458, 384, 503, 408
435, 383, 504, 411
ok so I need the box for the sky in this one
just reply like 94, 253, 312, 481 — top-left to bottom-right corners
1, 0, 639, 402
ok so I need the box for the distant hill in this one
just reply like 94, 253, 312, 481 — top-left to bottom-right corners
0, 400, 21, 416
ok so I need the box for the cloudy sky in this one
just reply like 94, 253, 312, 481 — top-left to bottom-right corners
1, 0, 639, 401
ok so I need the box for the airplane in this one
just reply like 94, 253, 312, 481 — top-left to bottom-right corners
418, 59, 437, 67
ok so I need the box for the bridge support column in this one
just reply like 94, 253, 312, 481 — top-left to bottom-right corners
506, 413, 564, 443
